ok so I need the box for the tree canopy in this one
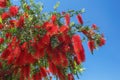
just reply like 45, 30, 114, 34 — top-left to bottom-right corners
0, 0, 105, 80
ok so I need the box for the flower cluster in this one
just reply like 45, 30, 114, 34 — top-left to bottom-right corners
0, 0, 105, 80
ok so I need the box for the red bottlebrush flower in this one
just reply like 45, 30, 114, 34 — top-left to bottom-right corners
62, 57, 68, 67
51, 51, 61, 65
0, 62, 2, 69
21, 42, 28, 49
51, 14, 57, 24
11, 36, 19, 47
72, 35, 85, 63
13, 46, 21, 58
68, 73, 74, 80
9, 20, 17, 26
32, 72, 41, 80
40, 67, 47, 77
0, 0, 7, 8
99, 37, 106, 46
0, 38, 4, 44
88, 40, 95, 53
48, 61, 58, 74
39, 48, 45, 58
42, 21, 50, 29
1, 49, 10, 59
45, 23, 58, 36
60, 53, 68, 67
48, 25, 58, 36
77, 14, 83, 25
1, 12, 10, 20
58, 33, 71, 44
7, 54, 14, 64
33, 50, 40, 59
61, 44, 70, 53
74, 56, 80, 65
5, 32, 12, 39
20, 75, 25, 80
21, 65, 30, 78
17, 16, 24, 27
65, 13, 70, 26
9, 6, 19, 16
0, 24, 3, 29
92, 24, 98, 30
41, 34, 50, 46
14, 51, 25, 66
57, 70, 65, 80
26, 53, 36, 64
59, 25, 69, 33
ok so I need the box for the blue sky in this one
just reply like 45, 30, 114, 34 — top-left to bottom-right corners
13, 0, 120, 80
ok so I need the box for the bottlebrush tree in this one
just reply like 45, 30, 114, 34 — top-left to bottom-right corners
0, 0, 105, 80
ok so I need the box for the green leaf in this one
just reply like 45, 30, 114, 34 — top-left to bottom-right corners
81, 8, 85, 13
0, 16, 2, 23
70, 22, 75, 27
7, 0, 11, 7
53, 1, 60, 10
23, 3, 27, 8
28, 15, 33, 21
39, 5, 43, 12
30, 0, 34, 5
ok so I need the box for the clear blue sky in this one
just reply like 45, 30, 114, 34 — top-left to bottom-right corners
13, 0, 120, 80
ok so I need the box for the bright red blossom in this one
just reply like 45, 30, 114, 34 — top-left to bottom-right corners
17, 16, 24, 27
1, 49, 10, 59
20, 65, 30, 78
0, 0, 7, 8
68, 73, 74, 80
40, 67, 47, 77
77, 14, 83, 24
99, 37, 106, 46
65, 13, 70, 26
45, 23, 58, 36
92, 24, 98, 30
0, 38, 4, 44
9, 20, 17, 26
5, 32, 12, 39
32, 72, 41, 80
1, 12, 10, 20
48, 60, 58, 75
0, 62, 2, 69
51, 14, 57, 24
59, 25, 69, 33
9, 6, 19, 16
74, 56, 79, 65
0, 24, 3, 29
88, 40, 95, 53
72, 35, 85, 64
